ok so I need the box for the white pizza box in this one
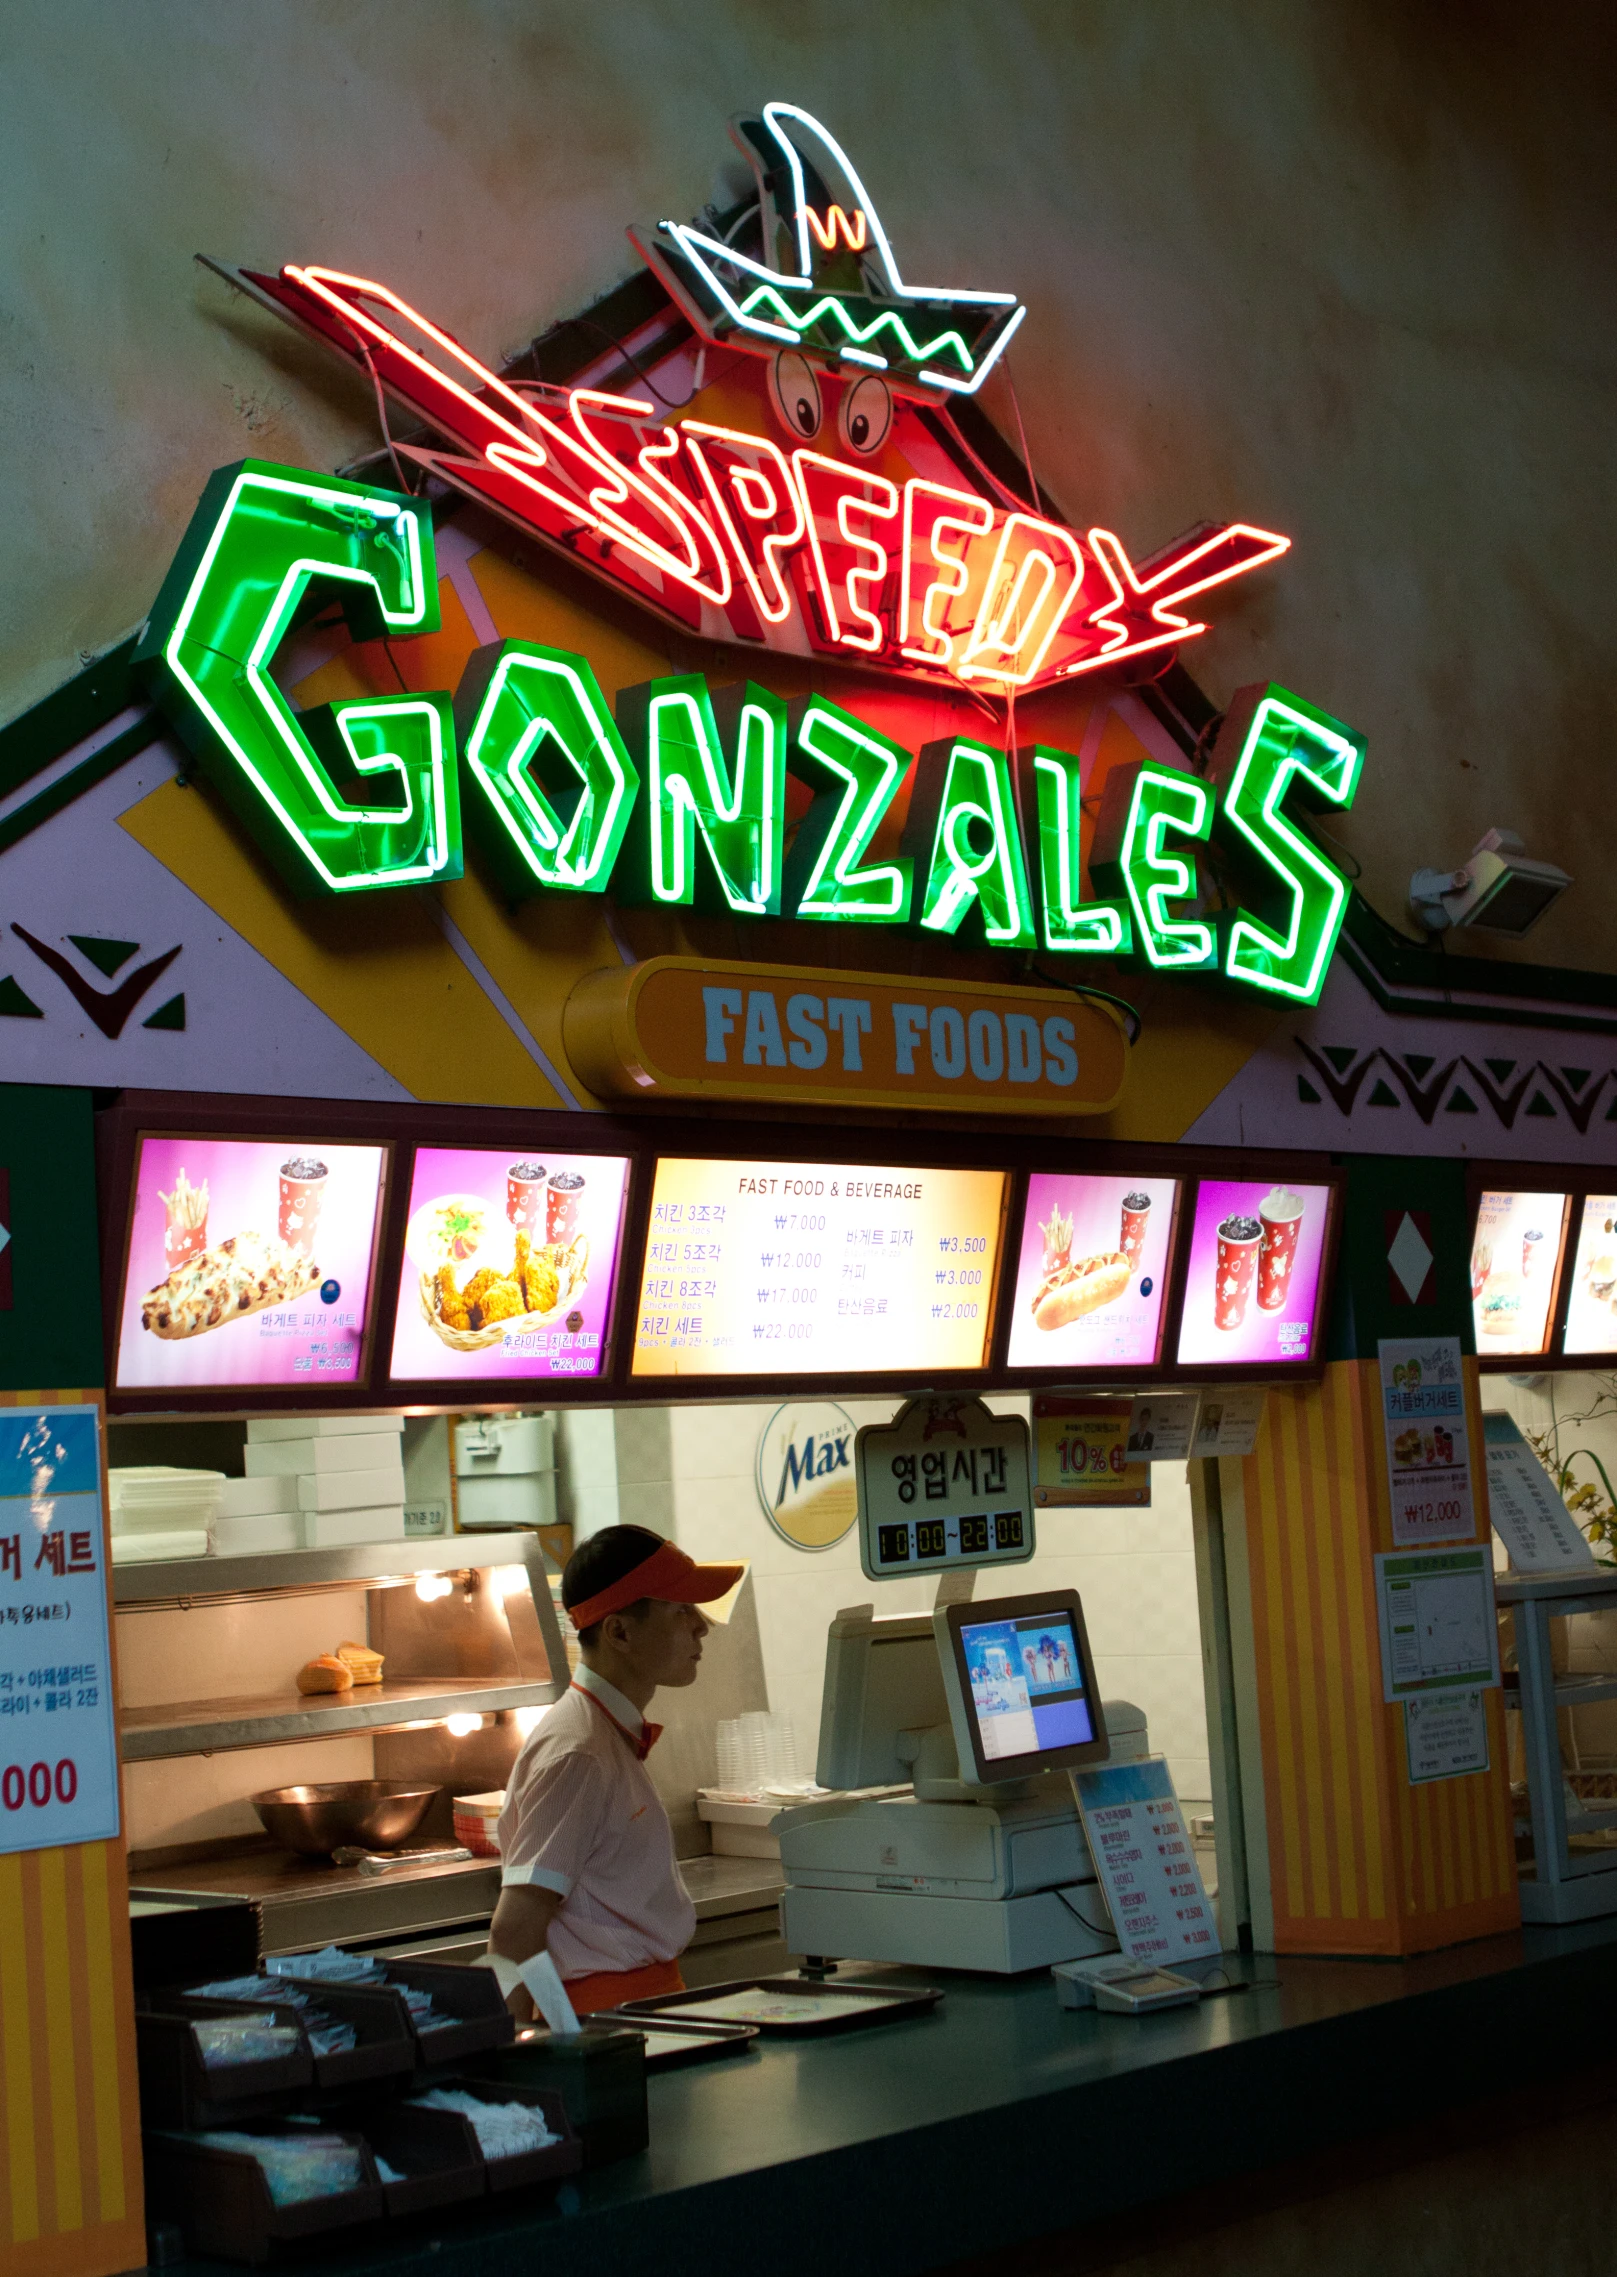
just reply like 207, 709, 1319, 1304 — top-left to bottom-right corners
212, 1511, 304, 1556
110, 1529, 210, 1564
247, 1414, 405, 1442
301, 1504, 407, 1548
247, 1434, 401, 1478
296, 1462, 406, 1513
217, 1474, 301, 1518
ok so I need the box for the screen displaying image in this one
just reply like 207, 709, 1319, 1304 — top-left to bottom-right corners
389, 1146, 631, 1381
630, 1157, 1007, 1377
1563, 1196, 1617, 1357
1174, 1178, 1332, 1367
1470, 1189, 1569, 1357
961, 1612, 1094, 1764
1006, 1173, 1180, 1370
115, 1137, 386, 1390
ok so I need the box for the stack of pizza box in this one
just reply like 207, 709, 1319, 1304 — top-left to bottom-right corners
243, 1415, 407, 1547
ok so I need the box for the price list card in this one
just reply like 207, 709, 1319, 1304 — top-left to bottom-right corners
631, 1158, 1007, 1377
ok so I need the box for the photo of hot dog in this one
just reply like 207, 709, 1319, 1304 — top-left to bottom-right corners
1032, 1249, 1132, 1331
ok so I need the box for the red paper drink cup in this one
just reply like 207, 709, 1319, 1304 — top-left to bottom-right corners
1257, 1186, 1305, 1312
1215, 1215, 1263, 1331
1521, 1227, 1544, 1279
1119, 1190, 1152, 1272
507, 1160, 547, 1230
546, 1169, 586, 1243
278, 1157, 328, 1255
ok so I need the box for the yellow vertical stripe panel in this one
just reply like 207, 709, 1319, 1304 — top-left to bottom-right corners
1283, 1393, 1333, 1921
1339, 1366, 1390, 1923
0, 1849, 40, 2244
1304, 1378, 1357, 1919
1248, 1403, 1306, 1919
77, 1844, 125, 2223
37, 1847, 83, 2233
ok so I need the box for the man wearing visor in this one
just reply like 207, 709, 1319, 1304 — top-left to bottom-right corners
483, 1524, 742, 2020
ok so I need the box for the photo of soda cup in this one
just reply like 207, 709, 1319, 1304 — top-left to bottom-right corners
278, 1157, 328, 1254
507, 1159, 547, 1229
1215, 1215, 1263, 1331
1119, 1190, 1152, 1272
1521, 1227, 1544, 1279
1257, 1186, 1306, 1312
547, 1169, 586, 1242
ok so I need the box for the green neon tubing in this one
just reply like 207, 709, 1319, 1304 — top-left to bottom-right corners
904, 737, 1035, 947
1211, 686, 1365, 1005
135, 460, 459, 897
454, 639, 639, 898
785, 696, 912, 923
614, 674, 786, 915
1091, 760, 1215, 971
1026, 745, 1132, 956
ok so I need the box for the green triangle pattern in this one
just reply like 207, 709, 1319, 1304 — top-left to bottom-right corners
142, 993, 186, 1032
1297, 1076, 1321, 1104
69, 934, 139, 977
0, 975, 43, 1018
1368, 1078, 1399, 1107
1405, 1054, 1434, 1079
1446, 1086, 1478, 1113
1321, 1045, 1358, 1074
1525, 1092, 1556, 1118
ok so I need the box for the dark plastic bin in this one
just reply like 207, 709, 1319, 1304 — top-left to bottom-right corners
344, 2099, 485, 2218
136, 2003, 313, 2132
472, 2024, 647, 2167
369, 1957, 516, 2069
164, 1983, 415, 2091
142, 2124, 382, 2266
418, 2077, 581, 2193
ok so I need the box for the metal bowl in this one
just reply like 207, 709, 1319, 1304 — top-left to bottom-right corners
251, 1780, 441, 1859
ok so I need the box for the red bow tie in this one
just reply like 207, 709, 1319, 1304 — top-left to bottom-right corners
637, 1722, 663, 1761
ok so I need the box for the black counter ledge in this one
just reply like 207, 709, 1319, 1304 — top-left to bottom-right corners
154, 1915, 1617, 2277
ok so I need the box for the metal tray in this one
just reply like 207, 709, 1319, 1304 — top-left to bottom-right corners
616, 1975, 943, 2036
627, 2016, 760, 2069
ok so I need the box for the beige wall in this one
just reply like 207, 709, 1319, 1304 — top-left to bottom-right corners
1, 4, 1612, 975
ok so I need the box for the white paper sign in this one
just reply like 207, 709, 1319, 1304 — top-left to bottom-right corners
1125, 1394, 1199, 1463
1191, 1389, 1267, 1459
1482, 1412, 1596, 1573
1375, 1545, 1501, 1703
1379, 1337, 1476, 1547
0, 1404, 120, 1853
1404, 1687, 1490, 1784
1072, 1756, 1220, 1965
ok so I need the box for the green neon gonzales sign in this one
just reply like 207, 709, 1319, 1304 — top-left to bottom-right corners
140, 459, 1363, 1006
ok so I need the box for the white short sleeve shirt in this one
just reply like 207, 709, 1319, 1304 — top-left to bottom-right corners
496, 1665, 695, 1980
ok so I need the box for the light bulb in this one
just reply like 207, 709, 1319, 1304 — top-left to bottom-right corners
444, 1712, 482, 1737
513, 1706, 547, 1737
415, 1572, 452, 1603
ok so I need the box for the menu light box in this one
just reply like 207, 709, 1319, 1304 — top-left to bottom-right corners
631, 1158, 1008, 1378
1006, 1173, 1181, 1372
115, 1136, 387, 1391
1470, 1188, 1570, 1358
389, 1146, 631, 1382
1559, 1195, 1617, 1358
1174, 1177, 1332, 1369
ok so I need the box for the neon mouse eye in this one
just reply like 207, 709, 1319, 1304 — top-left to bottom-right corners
769, 350, 823, 441
837, 373, 892, 457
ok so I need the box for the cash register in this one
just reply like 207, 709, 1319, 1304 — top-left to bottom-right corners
777, 1588, 1146, 1974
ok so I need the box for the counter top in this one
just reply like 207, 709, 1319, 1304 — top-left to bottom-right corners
156, 1912, 1617, 2277
678, 1852, 784, 1921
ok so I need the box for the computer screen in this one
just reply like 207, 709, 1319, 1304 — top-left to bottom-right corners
935, 1590, 1110, 1784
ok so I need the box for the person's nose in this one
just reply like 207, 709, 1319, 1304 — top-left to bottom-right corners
691, 1608, 710, 1640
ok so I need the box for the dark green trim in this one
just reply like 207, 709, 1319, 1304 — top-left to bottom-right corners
1342, 894, 1617, 1034
0, 633, 138, 799
0, 713, 161, 858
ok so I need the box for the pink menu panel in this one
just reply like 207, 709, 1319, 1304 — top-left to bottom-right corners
389, 1145, 630, 1382
116, 1137, 386, 1390
1175, 1177, 1332, 1367
1006, 1173, 1180, 1371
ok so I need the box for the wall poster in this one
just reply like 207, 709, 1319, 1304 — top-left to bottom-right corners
1379, 1336, 1476, 1548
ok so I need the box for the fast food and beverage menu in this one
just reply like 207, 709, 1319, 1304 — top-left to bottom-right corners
388, 1146, 631, 1381
1470, 1188, 1569, 1357
1563, 1195, 1617, 1357
1174, 1177, 1331, 1367
1005, 1174, 1180, 1370
630, 1157, 1008, 1377
115, 1137, 386, 1389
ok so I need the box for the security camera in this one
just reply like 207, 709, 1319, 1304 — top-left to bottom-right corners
1409, 829, 1571, 937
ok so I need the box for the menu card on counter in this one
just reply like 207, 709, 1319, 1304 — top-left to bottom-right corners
1072, 1757, 1220, 1966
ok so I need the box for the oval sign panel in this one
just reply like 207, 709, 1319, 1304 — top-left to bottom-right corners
755, 1401, 858, 1550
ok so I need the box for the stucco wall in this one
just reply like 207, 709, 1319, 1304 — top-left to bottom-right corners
1, 1, 1612, 972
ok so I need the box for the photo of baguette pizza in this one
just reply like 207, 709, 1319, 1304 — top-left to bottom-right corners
141, 1229, 321, 1340
1031, 1249, 1132, 1332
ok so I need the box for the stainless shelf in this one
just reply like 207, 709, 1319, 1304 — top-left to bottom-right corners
1553, 1676, 1617, 1708
113, 1532, 540, 1608
1495, 1568, 1617, 1608
119, 1673, 560, 1761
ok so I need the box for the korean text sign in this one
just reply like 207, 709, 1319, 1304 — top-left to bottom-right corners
1379, 1337, 1475, 1548
1072, 1757, 1219, 1965
0, 1405, 119, 1852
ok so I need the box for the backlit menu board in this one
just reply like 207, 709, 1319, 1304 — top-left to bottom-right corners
1470, 1189, 1570, 1356
115, 1137, 386, 1390
631, 1158, 1008, 1377
1174, 1177, 1332, 1368
1564, 1196, 1617, 1356
390, 1146, 631, 1381
1005, 1173, 1181, 1371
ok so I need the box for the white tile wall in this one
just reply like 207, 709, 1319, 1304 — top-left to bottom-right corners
612, 1398, 1212, 1804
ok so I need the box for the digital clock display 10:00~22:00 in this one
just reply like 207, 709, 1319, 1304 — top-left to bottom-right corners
876, 1512, 1026, 1565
